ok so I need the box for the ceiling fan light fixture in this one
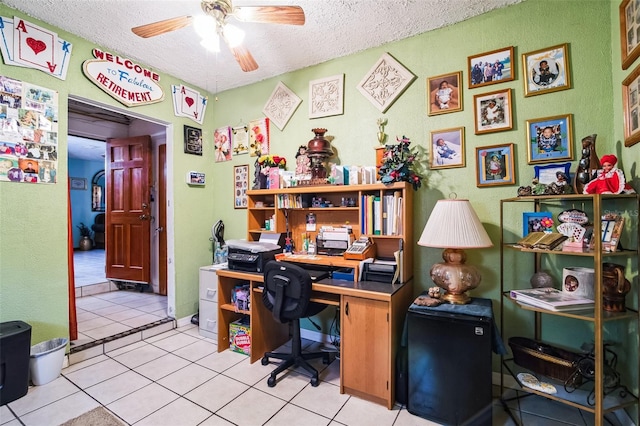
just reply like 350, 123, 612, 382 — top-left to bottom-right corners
193, 14, 217, 39
223, 23, 245, 48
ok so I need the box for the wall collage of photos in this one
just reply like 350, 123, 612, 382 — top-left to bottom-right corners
0, 75, 58, 184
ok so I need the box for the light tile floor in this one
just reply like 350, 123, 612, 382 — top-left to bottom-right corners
74, 249, 107, 288
1, 323, 625, 426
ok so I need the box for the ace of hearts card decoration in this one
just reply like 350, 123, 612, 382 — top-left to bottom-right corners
171, 84, 207, 124
0, 16, 73, 80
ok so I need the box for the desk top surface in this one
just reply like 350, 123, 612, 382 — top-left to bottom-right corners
217, 268, 409, 300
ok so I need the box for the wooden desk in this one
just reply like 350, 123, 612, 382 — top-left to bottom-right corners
216, 268, 413, 409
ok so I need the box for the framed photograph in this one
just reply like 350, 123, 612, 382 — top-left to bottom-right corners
620, 0, 640, 69
526, 114, 574, 164
475, 143, 516, 187
473, 89, 512, 134
70, 177, 86, 190
533, 162, 572, 185
357, 52, 416, 113
622, 62, 640, 147
429, 127, 465, 169
601, 214, 624, 252
427, 71, 463, 115
234, 164, 249, 209
309, 74, 344, 119
467, 46, 515, 89
184, 125, 203, 156
187, 171, 205, 186
522, 43, 571, 97
523, 212, 553, 237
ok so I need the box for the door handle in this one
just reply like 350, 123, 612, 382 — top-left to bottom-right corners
139, 214, 150, 220
155, 226, 164, 232
345, 301, 349, 316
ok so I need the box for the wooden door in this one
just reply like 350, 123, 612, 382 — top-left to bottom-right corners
341, 296, 390, 404
105, 136, 152, 283
158, 144, 167, 295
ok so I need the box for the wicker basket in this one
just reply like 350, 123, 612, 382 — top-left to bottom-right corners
509, 337, 582, 385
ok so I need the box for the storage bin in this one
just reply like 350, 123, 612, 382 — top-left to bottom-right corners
0, 321, 32, 405
29, 337, 68, 386
332, 268, 354, 281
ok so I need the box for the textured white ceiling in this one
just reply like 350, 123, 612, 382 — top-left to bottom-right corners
3, 0, 521, 94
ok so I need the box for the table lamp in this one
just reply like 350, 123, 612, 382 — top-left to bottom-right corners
417, 198, 493, 304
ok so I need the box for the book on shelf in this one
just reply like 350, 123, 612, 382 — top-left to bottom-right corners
509, 288, 594, 312
517, 232, 567, 250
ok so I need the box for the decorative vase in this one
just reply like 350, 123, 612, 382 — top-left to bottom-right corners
602, 263, 631, 312
573, 134, 599, 194
307, 128, 333, 180
79, 236, 93, 251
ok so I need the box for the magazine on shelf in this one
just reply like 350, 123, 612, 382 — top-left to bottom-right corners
509, 288, 594, 312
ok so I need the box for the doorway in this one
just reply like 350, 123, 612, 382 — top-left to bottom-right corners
68, 98, 172, 347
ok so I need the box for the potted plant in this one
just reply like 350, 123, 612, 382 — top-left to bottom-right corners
77, 222, 93, 251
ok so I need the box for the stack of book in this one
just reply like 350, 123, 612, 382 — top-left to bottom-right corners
509, 288, 594, 312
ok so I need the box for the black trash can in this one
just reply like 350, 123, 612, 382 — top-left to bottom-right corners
0, 321, 32, 405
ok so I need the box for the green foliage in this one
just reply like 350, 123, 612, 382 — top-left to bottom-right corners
378, 136, 423, 190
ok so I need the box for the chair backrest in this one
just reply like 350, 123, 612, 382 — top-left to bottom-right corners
262, 261, 312, 323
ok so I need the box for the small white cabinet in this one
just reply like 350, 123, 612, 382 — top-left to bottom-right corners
199, 264, 226, 339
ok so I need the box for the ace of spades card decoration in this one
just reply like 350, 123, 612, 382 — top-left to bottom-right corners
0, 16, 73, 80
357, 53, 416, 113
171, 84, 207, 124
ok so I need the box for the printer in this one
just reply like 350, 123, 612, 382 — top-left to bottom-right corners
226, 235, 282, 273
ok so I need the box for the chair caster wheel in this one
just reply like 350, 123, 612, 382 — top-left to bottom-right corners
267, 376, 276, 387
322, 355, 330, 364
310, 377, 319, 387
261, 357, 269, 366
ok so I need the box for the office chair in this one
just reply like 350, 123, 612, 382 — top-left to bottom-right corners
261, 260, 330, 387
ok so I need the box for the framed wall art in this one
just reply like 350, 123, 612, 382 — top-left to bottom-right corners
429, 127, 465, 169
522, 43, 571, 97
309, 74, 344, 118
620, 0, 640, 70
526, 114, 573, 164
475, 143, 516, 187
357, 52, 416, 113
427, 71, 462, 116
70, 177, 86, 190
467, 46, 515, 89
473, 89, 512, 134
183, 125, 202, 156
622, 62, 640, 147
263, 81, 302, 130
232, 124, 249, 155
234, 164, 249, 209
522, 212, 553, 237
533, 162, 572, 185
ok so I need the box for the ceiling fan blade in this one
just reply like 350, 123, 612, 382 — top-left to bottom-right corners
234, 6, 305, 25
132, 16, 194, 38
223, 38, 258, 72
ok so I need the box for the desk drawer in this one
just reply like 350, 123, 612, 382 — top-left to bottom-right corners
199, 299, 218, 339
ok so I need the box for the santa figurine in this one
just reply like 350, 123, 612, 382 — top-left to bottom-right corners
583, 154, 635, 194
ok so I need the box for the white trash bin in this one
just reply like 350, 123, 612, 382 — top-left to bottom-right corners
29, 337, 68, 385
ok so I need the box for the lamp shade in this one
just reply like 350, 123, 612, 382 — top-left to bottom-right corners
417, 199, 493, 249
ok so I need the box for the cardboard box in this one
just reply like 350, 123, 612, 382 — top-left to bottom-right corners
229, 316, 251, 356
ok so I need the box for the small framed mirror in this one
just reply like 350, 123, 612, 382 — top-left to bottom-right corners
91, 170, 105, 212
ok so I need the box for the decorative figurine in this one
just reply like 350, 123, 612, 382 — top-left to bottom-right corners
573, 134, 599, 194
583, 154, 635, 194
295, 145, 311, 177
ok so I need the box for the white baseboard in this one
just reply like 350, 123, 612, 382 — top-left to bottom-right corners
176, 315, 192, 328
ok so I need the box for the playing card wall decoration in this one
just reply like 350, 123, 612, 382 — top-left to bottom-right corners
262, 82, 301, 130
171, 84, 207, 124
357, 53, 416, 113
0, 16, 73, 80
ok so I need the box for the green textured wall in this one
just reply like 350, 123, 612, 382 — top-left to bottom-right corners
1, 1, 638, 384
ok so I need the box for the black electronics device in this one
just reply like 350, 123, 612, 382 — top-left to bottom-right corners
227, 248, 280, 273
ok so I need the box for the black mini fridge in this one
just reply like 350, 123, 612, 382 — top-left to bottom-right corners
407, 303, 492, 426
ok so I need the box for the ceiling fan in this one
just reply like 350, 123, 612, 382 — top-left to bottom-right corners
131, 0, 305, 72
